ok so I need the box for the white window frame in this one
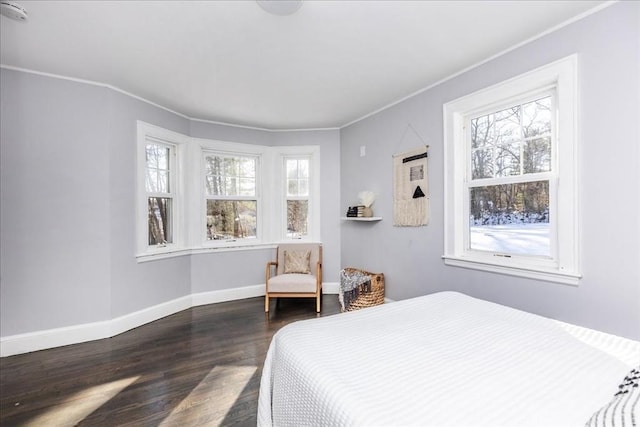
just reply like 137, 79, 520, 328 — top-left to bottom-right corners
137, 124, 321, 260
197, 139, 265, 249
275, 146, 321, 242
136, 121, 189, 258
443, 55, 581, 285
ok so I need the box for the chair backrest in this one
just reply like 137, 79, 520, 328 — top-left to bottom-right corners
276, 243, 322, 276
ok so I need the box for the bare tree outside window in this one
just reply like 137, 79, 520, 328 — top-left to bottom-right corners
204, 154, 257, 241
469, 96, 552, 256
286, 158, 309, 238
145, 143, 173, 246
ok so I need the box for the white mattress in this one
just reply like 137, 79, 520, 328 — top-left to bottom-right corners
258, 292, 639, 427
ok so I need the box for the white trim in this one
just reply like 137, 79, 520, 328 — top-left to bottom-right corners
0, 65, 337, 132
0, 2, 613, 132
323, 282, 340, 295
443, 55, 580, 284
0, 65, 191, 120
137, 121, 190, 256
191, 284, 266, 307
189, 116, 339, 133
0, 320, 113, 358
273, 146, 322, 242
0, 282, 341, 357
443, 256, 581, 286
110, 295, 193, 338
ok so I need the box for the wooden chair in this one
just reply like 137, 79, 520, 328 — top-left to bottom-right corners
265, 243, 322, 313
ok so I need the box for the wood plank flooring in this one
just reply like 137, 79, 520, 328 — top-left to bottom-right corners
1, 296, 342, 426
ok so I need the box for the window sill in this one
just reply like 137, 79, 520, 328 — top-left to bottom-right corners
442, 255, 581, 286
136, 243, 278, 263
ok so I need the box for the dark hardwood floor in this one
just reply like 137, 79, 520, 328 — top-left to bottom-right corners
0, 295, 342, 426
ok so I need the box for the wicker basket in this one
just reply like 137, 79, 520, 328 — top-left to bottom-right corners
340, 267, 385, 312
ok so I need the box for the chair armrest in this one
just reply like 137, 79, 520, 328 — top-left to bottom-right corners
265, 261, 278, 284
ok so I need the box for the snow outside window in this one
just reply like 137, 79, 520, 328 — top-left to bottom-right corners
443, 55, 581, 285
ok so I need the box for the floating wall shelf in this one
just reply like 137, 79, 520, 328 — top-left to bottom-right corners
341, 217, 382, 222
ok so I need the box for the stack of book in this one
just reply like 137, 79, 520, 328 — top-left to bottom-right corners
346, 205, 365, 217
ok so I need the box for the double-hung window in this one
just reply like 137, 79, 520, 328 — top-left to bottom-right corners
203, 152, 259, 244
285, 157, 310, 238
146, 142, 174, 246
137, 122, 320, 259
443, 55, 580, 284
137, 122, 188, 257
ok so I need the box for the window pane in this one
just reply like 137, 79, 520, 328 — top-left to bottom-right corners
524, 137, 551, 173
469, 181, 550, 256
146, 144, 170, 171
148, 197, 172, 245
146, 144, 171, 193
238, 178, 255, 196
205, 154, 256, 196
472, 147, 494, 179
205, 156, 220, 175
523, 97, 552, 138
288, 180, 299, 196
223, 157, 237, 176
471, 96, 552, 181
157, 170, 169, 193
146, 169, 158, 193
206, 200, 257, 240
240, 158, 255, 178
287, 200, 308, 237
145, 144, 159, 169
225, 177, 237, 195
287, 159, 298, 179
495, 141, 521, 177
494, 107, 521, 144
471, 115, 495, 149
298, 159, 309, 178
298, 179, 309, 196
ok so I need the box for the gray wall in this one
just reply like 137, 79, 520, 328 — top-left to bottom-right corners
188, 128, 342, 294
1, 71, 112, 334
0, 69, 341, 337
340, 2, 640, 340
1, 2, 636, 342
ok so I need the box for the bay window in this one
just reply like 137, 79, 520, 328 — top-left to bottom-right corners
136, 121, 320, 260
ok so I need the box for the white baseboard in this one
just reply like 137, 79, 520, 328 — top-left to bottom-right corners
191, 284, 266, 307
0, 282, 340, 357
110, 295, 193, 338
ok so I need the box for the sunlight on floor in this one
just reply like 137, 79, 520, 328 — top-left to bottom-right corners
160, 365, 258, 425
23, 376, 140, 427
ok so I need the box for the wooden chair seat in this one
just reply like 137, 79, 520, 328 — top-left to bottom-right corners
265, 243, 322, 313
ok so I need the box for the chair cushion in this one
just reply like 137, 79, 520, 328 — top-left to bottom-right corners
268, 273, 317, 293
283, 250, 311, 274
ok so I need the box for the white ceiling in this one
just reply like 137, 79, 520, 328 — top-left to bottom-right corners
1, 0, 607, 130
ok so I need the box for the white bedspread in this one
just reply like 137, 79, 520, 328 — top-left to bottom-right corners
258, 292, 639, 427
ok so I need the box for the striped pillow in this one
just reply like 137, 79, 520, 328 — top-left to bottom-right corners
585, 367, 639, 426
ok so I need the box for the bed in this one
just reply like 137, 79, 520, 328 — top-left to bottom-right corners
257, 292, 639, 427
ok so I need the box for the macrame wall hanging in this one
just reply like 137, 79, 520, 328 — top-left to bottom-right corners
393, 124, 429, 227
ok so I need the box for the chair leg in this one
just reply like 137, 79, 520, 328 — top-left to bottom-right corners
265, 294, 269, 313
316, 294, 321, 313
